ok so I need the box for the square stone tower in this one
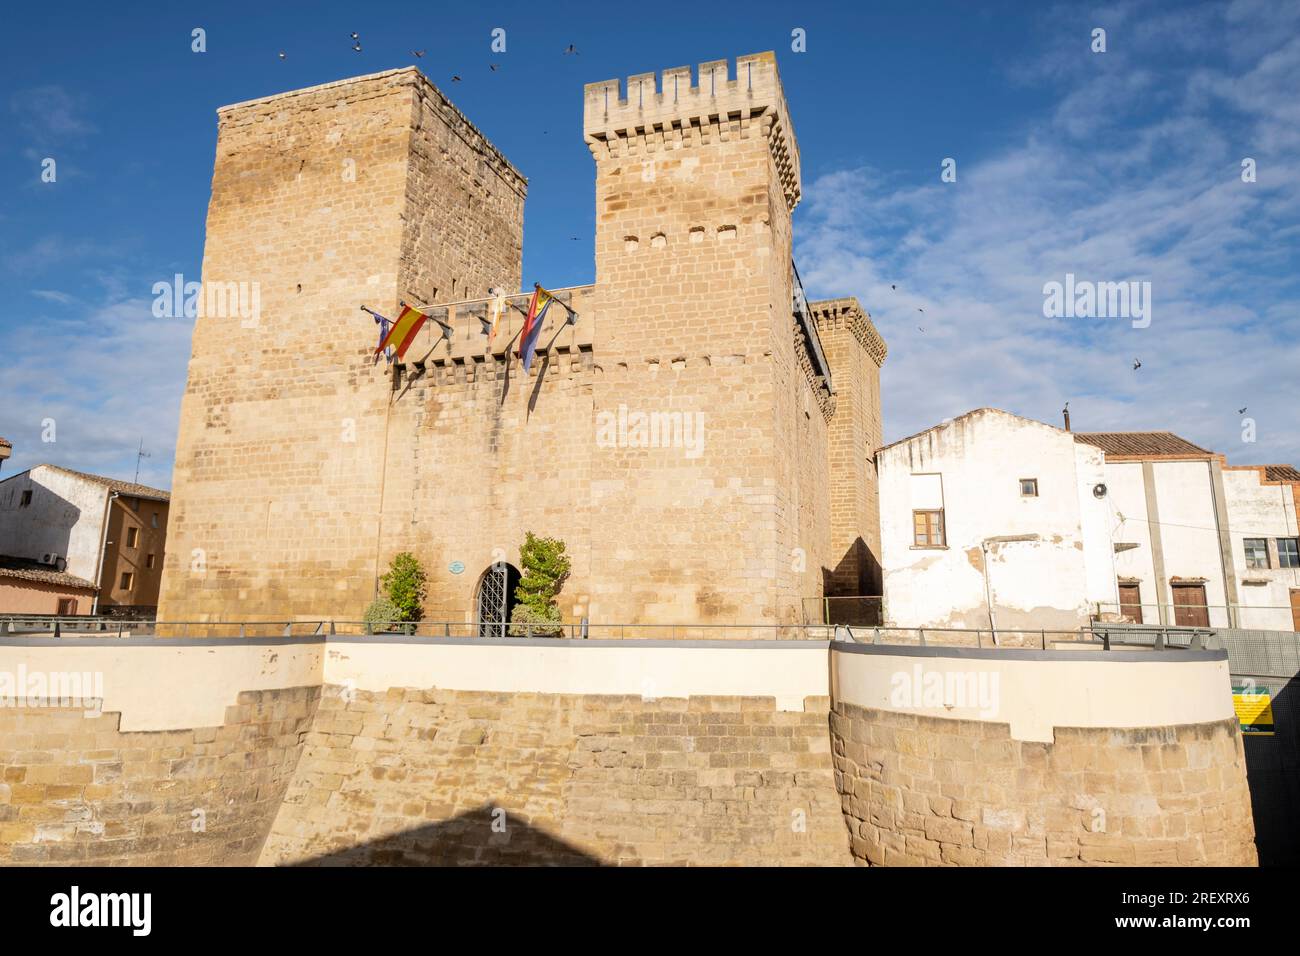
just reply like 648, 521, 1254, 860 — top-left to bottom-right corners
158, 69, 526, 622
581, 53, 833, 624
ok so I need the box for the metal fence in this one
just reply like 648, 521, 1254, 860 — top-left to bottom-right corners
803, 596, 884, 626
1094, 601, 1298, 631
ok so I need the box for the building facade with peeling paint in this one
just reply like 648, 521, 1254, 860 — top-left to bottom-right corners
879, 408, 1300, 633
877, 408, 1115, 632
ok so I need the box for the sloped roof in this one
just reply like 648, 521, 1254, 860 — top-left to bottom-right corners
0, 437, 11, 448
1264, 464, 1300, 482
0, 555, 96, 590
1073, 431, 1213, 459
39, 464, 170, 501
878, 408, 1060, 454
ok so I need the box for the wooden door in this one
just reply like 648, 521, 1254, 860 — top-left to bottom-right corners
1291, 589, 1300, 632
1172, 584, 1209, 627
1117, 583, 1142, 623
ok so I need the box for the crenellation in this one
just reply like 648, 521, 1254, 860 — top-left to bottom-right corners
584, 53, 799, 210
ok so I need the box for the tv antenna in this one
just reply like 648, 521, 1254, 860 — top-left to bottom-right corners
134, 438, 151, 484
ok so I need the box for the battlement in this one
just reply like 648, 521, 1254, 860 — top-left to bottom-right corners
583, 52, 800, 210
398, 285, 594, 367
811, 297, 888, 369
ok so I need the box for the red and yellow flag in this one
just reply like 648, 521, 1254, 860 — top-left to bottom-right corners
376, 304, 428, 361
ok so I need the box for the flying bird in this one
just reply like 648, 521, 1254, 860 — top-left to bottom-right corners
351, 32, 359, 39
489, 63, 499, 72
1238, 406, 1248, 415
353, 41, 362, 52
917, 327, 925, 333
1132, 358, 1142, 370
278, 51, 286, 60
563, 44, 580, 55
411, 50, 425, 58
891, 284, 896, 290
451, 74, 462, 82
917, 307, 924, 313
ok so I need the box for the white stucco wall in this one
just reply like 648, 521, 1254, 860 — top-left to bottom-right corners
1153, 461, 1230, 625
1107, 461, 1156, 620
0, 466, 109, 581
878, 409, 1096, 631
830, 644, 1234, 742
1223, 469, 1299, 630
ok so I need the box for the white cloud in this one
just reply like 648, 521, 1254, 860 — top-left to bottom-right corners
797, 2, 1300, 466
0, 297, 193, 490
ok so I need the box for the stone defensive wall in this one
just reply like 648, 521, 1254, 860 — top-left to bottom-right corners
0, 634, 1256, 866
830, 643, 1257, 866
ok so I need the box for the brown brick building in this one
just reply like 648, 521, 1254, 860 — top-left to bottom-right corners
0, 464, 170, 615
158, 53, 885, 628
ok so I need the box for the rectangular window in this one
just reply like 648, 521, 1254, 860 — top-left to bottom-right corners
1244, 538, 1270, 569
1279, 538, 1300, 569
151, 512, 159, 529
20, 490, 32, 507
130, 497, 139, 512
57, 598, 77, 616
125, 527, 139, 548
119, 571, 134, 590
146, 553, 156, 569
913, 510, 946, 547
1020, 478, 1039, 497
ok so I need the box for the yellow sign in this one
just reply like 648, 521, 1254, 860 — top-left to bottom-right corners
1232, 685, 1275, 736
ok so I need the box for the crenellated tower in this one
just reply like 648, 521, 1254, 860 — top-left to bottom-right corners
581, 53, 831, 625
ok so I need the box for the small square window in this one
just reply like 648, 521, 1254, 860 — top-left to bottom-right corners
1020, 479, 1039, 497
1244, 538, 1270, 569
20, 490, 32, 507
125, 527, 139, 548
1279, 538, 1300, 569
913, 510, 946, 547
119, 571, 134, 590
145, 553, 156, 569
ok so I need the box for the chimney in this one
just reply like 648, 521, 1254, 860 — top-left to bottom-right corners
1062, 403, 1072, 432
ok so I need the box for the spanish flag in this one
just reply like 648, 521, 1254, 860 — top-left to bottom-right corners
376, 304, 428, 361
520, 286, 555, 372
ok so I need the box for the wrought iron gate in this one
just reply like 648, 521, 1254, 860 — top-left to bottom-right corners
476, 563, 509, 637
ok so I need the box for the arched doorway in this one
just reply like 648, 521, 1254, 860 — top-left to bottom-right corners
475, 562, 521, 637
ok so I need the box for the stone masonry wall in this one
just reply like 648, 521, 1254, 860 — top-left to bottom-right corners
261, 689, 850, 866
0, 686, 319, 865
816, 299, 887, 598
831, 702, 1257, 866
158, 68, 525, 624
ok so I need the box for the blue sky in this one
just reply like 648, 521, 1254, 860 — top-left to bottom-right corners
1, 0, 1297, 489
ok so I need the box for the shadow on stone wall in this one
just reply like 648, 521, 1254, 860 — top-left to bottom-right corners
289, 805, 604, 866
1241, 677, 1300, 866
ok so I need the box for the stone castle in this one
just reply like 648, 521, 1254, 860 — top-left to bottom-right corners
157, 52, 886, 627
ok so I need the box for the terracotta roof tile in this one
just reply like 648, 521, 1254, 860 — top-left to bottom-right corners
1264, 464, 1300, 482
0, 555, 96, 589
41, 464, 170, 501
1073, 432, 1213, 458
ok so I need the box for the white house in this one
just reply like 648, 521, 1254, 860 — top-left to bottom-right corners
1074, 435, 1300, 631
878, 410, 1300, 633
876, 409, 1117, 632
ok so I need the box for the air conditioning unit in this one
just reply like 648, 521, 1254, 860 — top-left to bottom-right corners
40, 553, 60, 566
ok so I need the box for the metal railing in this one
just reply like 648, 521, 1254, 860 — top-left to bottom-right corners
1095, 601, 1299, 630
0, 615, 1225, 650
836, 623, 1212, 652
803, 596, 883, 626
